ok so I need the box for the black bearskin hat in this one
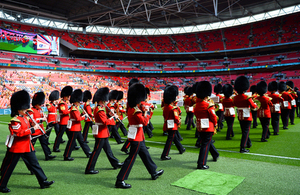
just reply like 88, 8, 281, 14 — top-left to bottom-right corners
186, 87, 193, 96
214, 84, 223, 94
196, 81, 212, 99
278, 81, 286, 92
145, 87, 150, 95
129, 78, 139, 87
256, 81, 267, 96
164, 85, 178, 105
250, 85, 257, 94
83, 90, 92, 102
128, 83, 146, 108
93, 87, 109, 103
109, 90, 119, 101
223, 84, 233, 98
49, 90, 59, 101
286, 81, 294, 89
10, 90, 30, 117
268, 81, 278, 92
32, 92, 45, 106
70, 89, 83, 103
117, 91, 124, 101
234, 76, 249, 94
61, 86, 73, 98
184, 86, 189, 95
192, 82, 199, 94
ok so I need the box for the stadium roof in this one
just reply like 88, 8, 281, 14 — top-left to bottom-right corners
0, 0, 300, 35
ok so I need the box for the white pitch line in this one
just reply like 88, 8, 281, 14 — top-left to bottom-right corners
0, 121, 9, 124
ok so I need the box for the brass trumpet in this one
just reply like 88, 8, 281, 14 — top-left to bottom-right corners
252, 99, 261, 111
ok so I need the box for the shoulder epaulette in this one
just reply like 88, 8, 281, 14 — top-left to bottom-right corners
246, 95, 252, 100
10, 117, 20, 123
71, 106, 77, 111
172, 106, 178, 110
46, 103, 51, 107
58, 100, 64, 105
27, 108, 33, 112
97, 105, 105, 112
86, 102, 90, 105
133, 106, 142, 115
208, 102, 214, 109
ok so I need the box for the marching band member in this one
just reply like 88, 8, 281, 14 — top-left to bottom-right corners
250, 85, 258, 129
53, 86, 73, 152
0, 90, 54, 193
183, 86, 189, 125
286, 81, 297, 125
115, 91, 127, 136
222, 84, 235, 140
278, 81, 293, 130
194, 81, 219, 169
85, 87, 123, 174
268, 81, 282, 135
161, 85, 185, 160
63, 89, 91, 161
46, 90, 60, 142
184, 87, 195, 130
27, 92, 56, 161
82, 90, 93, 143
233, 76, 258, 153
140, 88, 154, 138
214, 83, 224, 132
107, 90, 123, 144
116, 83, 163, 189
255, 81, 273, 142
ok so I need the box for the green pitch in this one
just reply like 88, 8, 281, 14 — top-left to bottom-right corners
0, 107, 299, 194
0, 41, 36, 54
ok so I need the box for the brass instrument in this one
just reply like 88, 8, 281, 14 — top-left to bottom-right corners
105, 104, 125, 126
252, 99, 261, 111
80, 105, 95, 125
26, 111, 48, 139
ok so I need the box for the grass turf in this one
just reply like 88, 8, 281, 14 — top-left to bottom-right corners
0, 106, 299, 194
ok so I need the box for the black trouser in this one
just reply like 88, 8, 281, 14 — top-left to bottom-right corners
271, 113, 280, 134
259, 118, 270, 140
53, 124, 67, 150
251, 110, 258, 128
161, 130, 184, 158
32, 135, 52, 159
121, 139, 131, 151
239, 120, 251, 149
108, 125, 122, 144
281, 109, 290, 128
82, 121, 93, 142
63, 131, 90, 158
46, 123, 59, 140
117, 141, 157, 181
143, 124, 153, 138
289, 107, 296, 124
186, 112, 195, 130
296, 102, 300, 117
197, 132, 219, 166
0, 151, 47, 188
116, 122, 127, 136
148, 121, 154, 131
216, 110, 224, 130
224, 117, 235, 139
86, 138, 119, 172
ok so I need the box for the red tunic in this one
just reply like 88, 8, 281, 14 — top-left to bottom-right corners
27, 107, 45, 136
222, 97, 235, 117
93, 104, 115, 138
83, 102, 93, 122
58, 99, 70, 125
233, 94, 257, 121
268, 93, 283, 113
163, 104, 180, 131
184, 96, 194, 113
289, 91, 297, 108
194, 99, 217, 132
215, 94, 224, 111
46, 102, 58, 124
127, 106, 150, 142
255, 96, 273, 118
281, 92, 293, 110
8, 115, 34, 153
69, 105, 85, 132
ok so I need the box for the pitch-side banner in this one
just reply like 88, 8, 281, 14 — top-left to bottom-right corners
0, 28, 59, 56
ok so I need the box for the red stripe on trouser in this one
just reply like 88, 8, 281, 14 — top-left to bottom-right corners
125, 142, 130, 149
244, 125, 250, 147
166, 132, 175, 156
87, 138, 101, 170
0, 153, 14, 186
54, 127, 63, 147
122, 142, 140, 181
203, 135, 212, 165
83, 124, 88, 140
66, 133, 75, 157
265, 120, 269, 138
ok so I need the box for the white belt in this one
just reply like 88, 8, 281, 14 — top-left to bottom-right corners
48, 113, 57, 115
95, 123, 104, 125
225, 107, 234, 110
130, 124, 143, 128
237, 107, 250, 110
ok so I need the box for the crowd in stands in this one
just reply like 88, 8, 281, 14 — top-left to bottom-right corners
1, 12, 300, 53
